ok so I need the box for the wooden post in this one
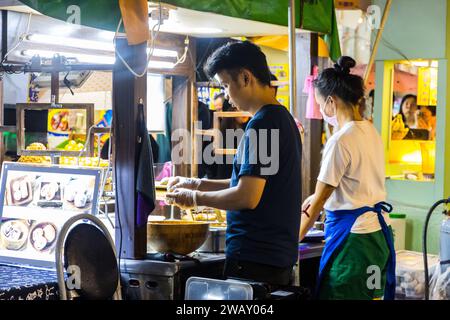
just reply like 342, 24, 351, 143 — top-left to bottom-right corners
190, 81, 198, 177
364, 0, 392, 84
113, 37, 147, 259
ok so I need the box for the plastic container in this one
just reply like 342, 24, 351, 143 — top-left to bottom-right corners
395, 250, 439, 300
185, 277, 253, 300
389, 213, 406, 250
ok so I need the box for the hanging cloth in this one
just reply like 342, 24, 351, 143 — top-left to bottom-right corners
136, 103, 156, 227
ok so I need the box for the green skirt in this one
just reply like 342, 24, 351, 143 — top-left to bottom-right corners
318, 229, 391, 300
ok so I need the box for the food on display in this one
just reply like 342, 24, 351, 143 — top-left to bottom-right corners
64, 179, 92, 209
30, 222, 57, 252
60, 156, 109, 167
37, 181, 62, 208
182, 208, 226, 227
51, 111, 69, 131
7, 176, 33, 206
18, 142, 51, 164
396, 250, 439, 299
0, 220, 29, 250
40, 181, 59, 201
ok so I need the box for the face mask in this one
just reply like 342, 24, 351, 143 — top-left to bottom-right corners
320, 96, 338, 127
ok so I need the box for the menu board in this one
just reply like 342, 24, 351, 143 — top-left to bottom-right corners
0, 162, 102, 267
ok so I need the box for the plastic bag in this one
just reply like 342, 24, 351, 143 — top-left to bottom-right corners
429, 264, 450, 300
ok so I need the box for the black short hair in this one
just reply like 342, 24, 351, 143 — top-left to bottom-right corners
203, 41, 272, 86
270, 73, 278, 95
313, 56, 365, 108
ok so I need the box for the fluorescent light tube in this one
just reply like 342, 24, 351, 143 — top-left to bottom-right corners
22, 49, 115, 64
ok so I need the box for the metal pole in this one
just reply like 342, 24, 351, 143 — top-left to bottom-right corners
288, 0, 298, 117
364, 0, 392, 85
288, 0, 301, 287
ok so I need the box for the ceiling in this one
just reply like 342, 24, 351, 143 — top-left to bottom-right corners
1, 2, 306, 40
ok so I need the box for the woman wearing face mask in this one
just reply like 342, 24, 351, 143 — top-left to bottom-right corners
299, 56, 396, 300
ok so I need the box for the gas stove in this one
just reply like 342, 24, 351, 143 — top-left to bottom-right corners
120, 252, 226, 300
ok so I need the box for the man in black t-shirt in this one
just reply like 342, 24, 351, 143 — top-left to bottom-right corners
166, 41, 301, 286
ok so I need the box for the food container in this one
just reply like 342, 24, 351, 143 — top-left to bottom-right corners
0, 220, 29, 250
37, 181, 63, 208
185, 277, 253, 300
29, 222, 58, 253
389, 213, 406, 250
395, 250, 439, 300
197, 227, 226, 253
6, 176, 33, 206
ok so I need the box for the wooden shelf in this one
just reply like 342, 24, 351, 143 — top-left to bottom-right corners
195, 81, 221, 88
215, 148, 237, 155
194, 129, 216, 136
213, 111, 252, 118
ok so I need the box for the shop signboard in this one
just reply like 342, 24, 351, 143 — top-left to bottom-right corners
0, 162, 102, 268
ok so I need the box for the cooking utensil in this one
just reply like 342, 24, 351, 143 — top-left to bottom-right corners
197, 227, 226, 253
147, 220, 209, 255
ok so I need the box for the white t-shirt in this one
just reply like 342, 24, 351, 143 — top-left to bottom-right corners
317, 121, 390, 234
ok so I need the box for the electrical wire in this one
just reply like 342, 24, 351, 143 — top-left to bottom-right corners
2, 13, 32, 63
99, 127, 115, 230
76, 124, 96, 161
113, 0, 163, 78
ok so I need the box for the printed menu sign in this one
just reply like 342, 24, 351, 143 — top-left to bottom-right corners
0, 162, 102, 267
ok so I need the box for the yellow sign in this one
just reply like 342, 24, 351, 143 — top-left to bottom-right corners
429, 67, 438, 106
269, 64, 289, 93
417, 66, 438, 106
417, 67, 430, 106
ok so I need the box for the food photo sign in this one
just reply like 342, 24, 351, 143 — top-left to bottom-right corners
0, 162, 102, 267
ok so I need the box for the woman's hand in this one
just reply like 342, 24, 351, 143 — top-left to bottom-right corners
302, 194, 315, 216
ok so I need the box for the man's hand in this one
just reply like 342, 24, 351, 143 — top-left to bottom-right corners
160, 176, 201, 192
165, 188, 196, 210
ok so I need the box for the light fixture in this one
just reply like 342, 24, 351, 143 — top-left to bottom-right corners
411, 60, 430, 68
22, 49, 115, 64
431, 61, 438, 68
27, 34, 115, 52
148, 60, 175, 69
28, 33, 178, 58
186, 27, 223, 34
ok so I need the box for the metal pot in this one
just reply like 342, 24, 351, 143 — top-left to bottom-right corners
147, 220, 209, 255
197, 227, 226, 253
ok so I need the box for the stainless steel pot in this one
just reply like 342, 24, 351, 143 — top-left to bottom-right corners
197, 227, 226, 253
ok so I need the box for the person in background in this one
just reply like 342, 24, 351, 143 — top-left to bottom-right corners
300, 56, 396, 300
197, 100, 213, 178
364, 89, 375, 122
397, 94, 417, 128
164, 41, 302, 287
415, 105, 437, 140
213, 92, 226, 112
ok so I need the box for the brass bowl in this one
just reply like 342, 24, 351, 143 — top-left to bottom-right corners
147, 220, 210, 255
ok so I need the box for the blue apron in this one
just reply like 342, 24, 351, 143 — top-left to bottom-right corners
317, 201, 396, 300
